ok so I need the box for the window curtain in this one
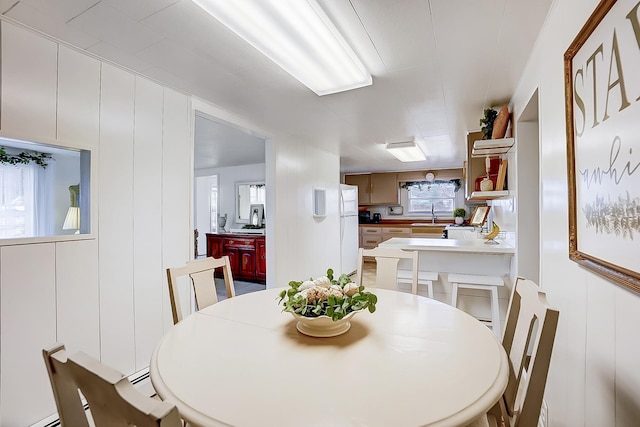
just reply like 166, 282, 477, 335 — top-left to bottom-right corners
0, 160, 54, 238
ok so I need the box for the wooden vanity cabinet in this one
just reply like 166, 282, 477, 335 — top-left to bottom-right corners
256, 238, 266, 280
206, 233, 266, 284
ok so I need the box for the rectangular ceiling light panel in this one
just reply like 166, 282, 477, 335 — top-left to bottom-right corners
386, 140, 427, 162
193, 0, 372, 96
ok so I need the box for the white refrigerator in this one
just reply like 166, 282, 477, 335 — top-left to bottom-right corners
340, 184, 359, 275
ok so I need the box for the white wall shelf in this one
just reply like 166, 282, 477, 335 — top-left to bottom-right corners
472, 138, 515, 157
469, 190, 510, 201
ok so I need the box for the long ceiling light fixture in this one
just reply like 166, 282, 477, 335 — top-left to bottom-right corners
386, 139, 427, 162
193, 0, 372, 96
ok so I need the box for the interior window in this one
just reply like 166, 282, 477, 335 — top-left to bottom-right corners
406, 181, 456, 215
0, 137, 90, 240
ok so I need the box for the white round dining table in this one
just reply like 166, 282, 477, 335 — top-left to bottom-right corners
150, 288, 508, 427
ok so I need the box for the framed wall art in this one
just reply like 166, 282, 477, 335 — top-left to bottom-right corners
564, 0, 640, 292
469, 206, 490, 227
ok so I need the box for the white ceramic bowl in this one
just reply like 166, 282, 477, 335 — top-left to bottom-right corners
291, 310, 358, 337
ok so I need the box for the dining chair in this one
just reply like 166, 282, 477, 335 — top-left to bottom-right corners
167, 256, 236, 324
356, 247, 418, 293
42, 343, 182, 427
467, 276, 559, 427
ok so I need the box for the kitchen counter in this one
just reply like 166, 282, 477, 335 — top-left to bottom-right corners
378, 237, 515, 324
359, 220, 450, 227
378, 237, 514, 254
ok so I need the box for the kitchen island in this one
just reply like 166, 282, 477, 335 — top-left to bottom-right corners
378, 237, 515, 327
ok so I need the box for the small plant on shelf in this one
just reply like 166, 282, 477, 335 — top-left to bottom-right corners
454, 208, 466, 218
453, 208, 466, 225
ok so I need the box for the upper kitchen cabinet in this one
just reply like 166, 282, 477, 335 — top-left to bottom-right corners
345, 172, 398, 205
345, 174, 371, 204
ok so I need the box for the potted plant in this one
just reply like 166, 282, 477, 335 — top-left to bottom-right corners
453, 208, 466, 225
479, 108, 498, 140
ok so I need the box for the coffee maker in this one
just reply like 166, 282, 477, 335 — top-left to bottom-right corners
358, 210, 371, 224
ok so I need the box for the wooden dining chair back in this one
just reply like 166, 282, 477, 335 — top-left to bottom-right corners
42, 343, 182, 427
356, 247, 418, 293
494, 277, 559, 427
167, 256, 235, 324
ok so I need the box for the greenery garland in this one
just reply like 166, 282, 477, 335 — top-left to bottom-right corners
0, 147, 51, 169
400, 179, 461, 192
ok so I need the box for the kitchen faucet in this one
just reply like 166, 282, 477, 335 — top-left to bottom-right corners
431, 204, 437, 224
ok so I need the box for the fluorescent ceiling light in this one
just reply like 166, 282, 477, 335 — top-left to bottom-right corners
193, 0, 372, 96
386, 140, 427, 162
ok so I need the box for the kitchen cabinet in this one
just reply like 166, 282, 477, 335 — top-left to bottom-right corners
359, 226, 383, 249
345, 172, 399, 205
410, 226, 445, 238
206, 234, 266, 284
370, 173, 398, 204
381, 227, 411, 242
345, 174, 371, 204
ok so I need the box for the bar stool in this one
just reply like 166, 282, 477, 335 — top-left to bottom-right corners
448, 273, 504, 336
397, 270, 438, 298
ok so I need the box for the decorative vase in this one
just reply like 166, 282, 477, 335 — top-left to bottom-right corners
480, 176, 494, 191
455, 216, 464, 225
217, 213, 227, 232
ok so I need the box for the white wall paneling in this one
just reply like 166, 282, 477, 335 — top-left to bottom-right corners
0, 244, 56, 425
161, 88, 191, 330
0, 19, 194, 426
98, 63, 136, 375
509, 0, 640, 424
615, 285, 640, 425
0, 22, 57, 139
55, 239, 100, 359
271, 137, 340, 286
133, 76, 165, 371
584, 276, 616, 426
56, 45, 101, 146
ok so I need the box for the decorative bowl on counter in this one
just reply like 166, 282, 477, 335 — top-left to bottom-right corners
278, 268, 377, 337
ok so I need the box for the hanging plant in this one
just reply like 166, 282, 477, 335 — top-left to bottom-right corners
0, 147, 51, 169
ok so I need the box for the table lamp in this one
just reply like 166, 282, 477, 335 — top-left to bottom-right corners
62, 184, 80, 234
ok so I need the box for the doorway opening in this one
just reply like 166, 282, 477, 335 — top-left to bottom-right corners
193, 110, 267, 291
516, 89, 540, 283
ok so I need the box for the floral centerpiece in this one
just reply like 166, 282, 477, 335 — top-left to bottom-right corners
279, 269, 377, 337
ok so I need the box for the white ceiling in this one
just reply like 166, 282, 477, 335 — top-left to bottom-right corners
1, 0, 553, 173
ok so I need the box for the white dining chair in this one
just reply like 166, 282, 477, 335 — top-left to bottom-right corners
43, 343, 182, 427
167, 256, 236, 324
356, 247, 418, 293
467, 276, 559, 427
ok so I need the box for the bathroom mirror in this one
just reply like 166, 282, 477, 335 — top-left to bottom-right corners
0, 136, 91, 240
236, 181, 266, 223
